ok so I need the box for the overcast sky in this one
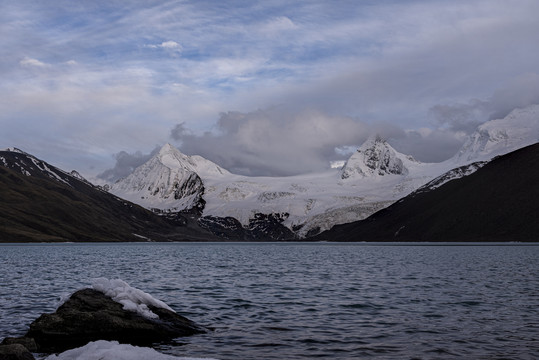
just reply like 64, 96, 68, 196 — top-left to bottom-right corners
1, 0, 539, 179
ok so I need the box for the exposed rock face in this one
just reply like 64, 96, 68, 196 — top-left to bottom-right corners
340, 135, 412, 179
0, 344, 34, 360
0, 338, 36, 353
198, 215, 245, 240
25, 288, 207, 353
245, 213, 296, 241
198, 212, 296, 241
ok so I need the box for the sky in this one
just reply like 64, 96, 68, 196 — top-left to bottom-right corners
1, 0, 539, 179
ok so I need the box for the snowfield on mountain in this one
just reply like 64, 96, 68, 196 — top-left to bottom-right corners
108, 105, 539, 238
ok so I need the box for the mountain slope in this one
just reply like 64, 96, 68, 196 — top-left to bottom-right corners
313, 143, 539, 242
0, 149, 216, 242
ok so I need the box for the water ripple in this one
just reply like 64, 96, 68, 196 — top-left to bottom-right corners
1, 242, 538, 359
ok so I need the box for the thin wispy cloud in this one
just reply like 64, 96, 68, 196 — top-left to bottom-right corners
1, 0, 538, 177
19, 57, 50, 68
145, 41, 183, 55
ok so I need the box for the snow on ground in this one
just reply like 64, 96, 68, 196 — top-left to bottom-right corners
111, 140, 466, 236
44, 340, 218, 360
91, 278, 174, 319
200, 160, 451, 236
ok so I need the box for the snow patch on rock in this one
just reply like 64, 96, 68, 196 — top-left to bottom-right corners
91, 278, 174, 319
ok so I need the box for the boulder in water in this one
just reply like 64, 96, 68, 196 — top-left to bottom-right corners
0, 343, 35, 360
25, 286, 207, 353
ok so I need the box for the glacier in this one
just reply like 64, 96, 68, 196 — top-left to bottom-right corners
108, 105, 539, 238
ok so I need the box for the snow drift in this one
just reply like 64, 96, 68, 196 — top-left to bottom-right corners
44, 340, 218, 360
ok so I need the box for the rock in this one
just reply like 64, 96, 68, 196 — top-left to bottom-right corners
25, 288, 207, 353
198, 212, 296, 241
0, 344, 35, 360
245, 212, 296, 240
0, 338, 37, 353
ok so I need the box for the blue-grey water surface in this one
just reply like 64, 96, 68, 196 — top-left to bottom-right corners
1, 242, 538, 359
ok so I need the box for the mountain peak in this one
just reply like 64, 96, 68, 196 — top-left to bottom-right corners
453, 104, 539, 163
365, 133, 384, 144
340, 135, 410, 179
2, 147, 29, 155
159, 143, 177, 155
111, 144, 205, 212
154, 143, 193, 171
110, 143, 229, 212
153, 143, 230, 177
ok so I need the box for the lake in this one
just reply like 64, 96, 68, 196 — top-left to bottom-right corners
1, 242, 538, 359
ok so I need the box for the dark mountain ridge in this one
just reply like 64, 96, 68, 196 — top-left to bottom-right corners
3, 143, 538, 242
0, 149, 217, 242
313, 143, 539, 242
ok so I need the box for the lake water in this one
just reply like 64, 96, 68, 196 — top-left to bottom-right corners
1, 242, 538, 359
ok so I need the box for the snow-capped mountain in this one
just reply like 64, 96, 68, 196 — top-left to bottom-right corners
0, 147, 90, 187
111, 141, 443, 238
340, 135, 417, 179
315, 143, 539, 242
110, 144, 229, 213
108, 104, 539, 239
453, 105, 539, 163
0, 148, 217, 242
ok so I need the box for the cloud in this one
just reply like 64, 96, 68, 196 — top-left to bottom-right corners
19, 57, 50, 68
169, 107, 409, 176
97, 147, 160, 182
428, 73, 539, 133
2, 1, 539, 178
488, 73, 539, 119
254, 1, 539, 128
170, 122, 192, 140
145, 40, 182, 53
389, 128, 467, 163
429, 100, 488, 133
169, 69, 539, 172
261, 16, 298, 33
